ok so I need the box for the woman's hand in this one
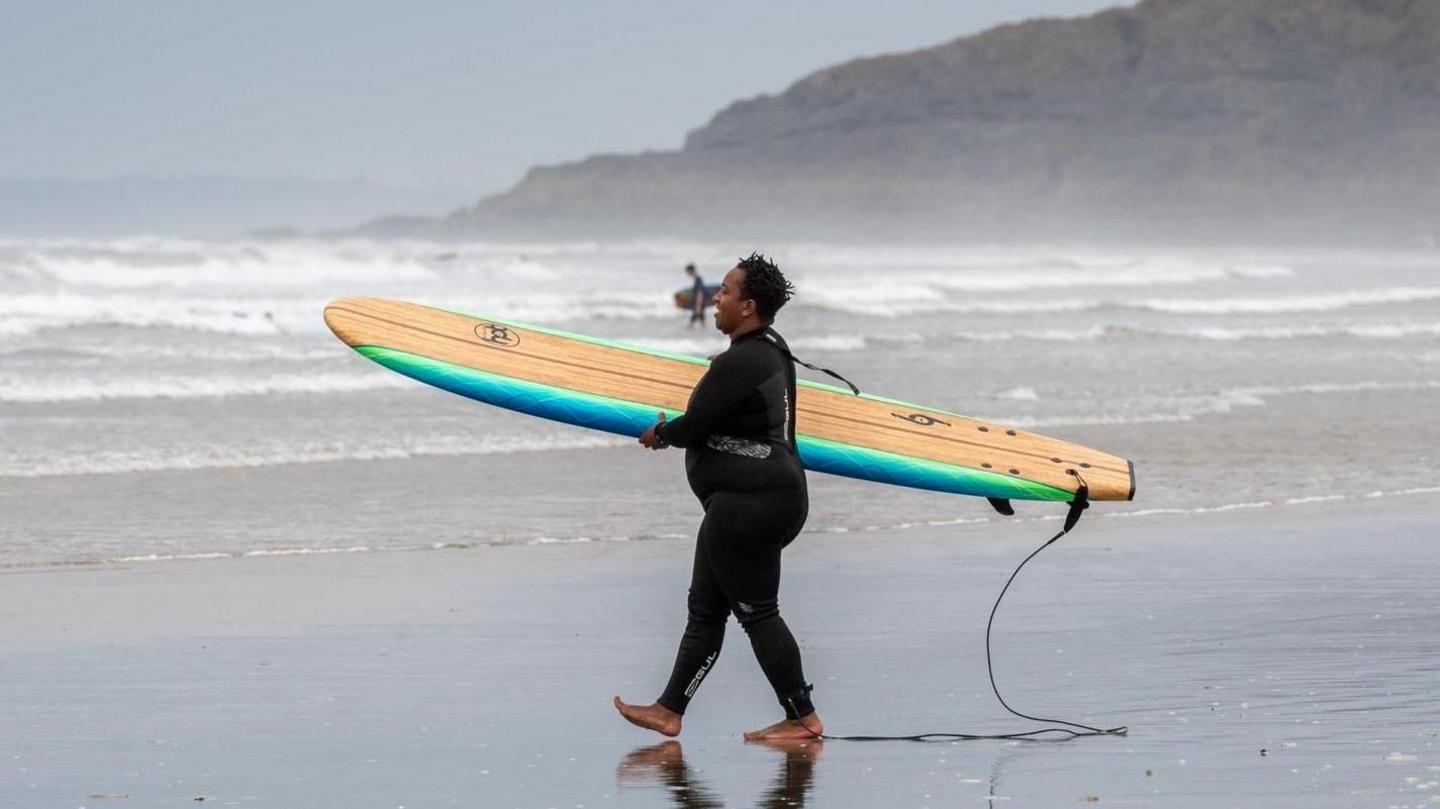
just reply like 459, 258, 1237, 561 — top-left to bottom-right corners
639, 412, 669, 450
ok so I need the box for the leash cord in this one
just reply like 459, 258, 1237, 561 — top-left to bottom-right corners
807, 481, 1128, 742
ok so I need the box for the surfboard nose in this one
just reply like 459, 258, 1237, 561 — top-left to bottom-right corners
323, 297, 374, 346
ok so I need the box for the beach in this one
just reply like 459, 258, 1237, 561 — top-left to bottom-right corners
8, 0, 1440, 804
4, 238, 1440, 807
5, 493, 1438, 808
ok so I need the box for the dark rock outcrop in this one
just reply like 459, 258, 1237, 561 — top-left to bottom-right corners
394, 0, 1440, 244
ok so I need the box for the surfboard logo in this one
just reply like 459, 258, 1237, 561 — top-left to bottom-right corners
892, 412, 951, 428
474, 322, 521, 348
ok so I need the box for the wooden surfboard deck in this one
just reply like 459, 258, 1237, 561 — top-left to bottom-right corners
324, 297, 1135, 503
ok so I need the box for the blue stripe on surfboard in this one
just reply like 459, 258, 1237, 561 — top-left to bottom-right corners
355, 345, 1071, 502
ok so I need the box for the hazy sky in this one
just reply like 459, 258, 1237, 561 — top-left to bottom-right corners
4, 0, 1121, 198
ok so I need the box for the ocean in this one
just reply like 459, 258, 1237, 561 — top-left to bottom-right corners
3, 237, 1438, 568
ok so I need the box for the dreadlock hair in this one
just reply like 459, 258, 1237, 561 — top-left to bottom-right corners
735, 252, 794, 322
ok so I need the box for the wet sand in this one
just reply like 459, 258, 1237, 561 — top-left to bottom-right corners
4, 494, 1439, 808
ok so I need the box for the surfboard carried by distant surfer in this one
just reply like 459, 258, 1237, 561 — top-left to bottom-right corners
673, 284, 721, 311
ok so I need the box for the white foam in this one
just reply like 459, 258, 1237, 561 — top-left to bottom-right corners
921, 264, 1286, 292
617, 333, 868, 356
1137, 287, 1440, 314
929, 322, 1440, 344
0, 292, 327, 336
1225, 263, 1296, 279
992, 380, 1440, 429
0, 432, 628, 478
434, 292, 678, 324
0, 338, 342, 363
972, 326, 1113, 343
845, 516, 992, 532
1107, 487, 1440, 521
801, 287, 1440, 319
81, 341, 344, 363
791, 334, 868, 352
242, 546, 374, 557
0, 288, 691, 339
0, 371, 413, 403
996, 387, 1040, 401
1367, 485, 1440, 497
1283, 495, 1347, 505
615, 336, 728, 355
101, 530, 668, 566
113, 552, 235, 563
808, 289, 1440, 318
60, 484, 1440, 569
799, 294, 1096, 317
788, 244, 1295, 282
1182, 323, 1440, 341
14, 240, 439, 289
1245, 380, 1440, 397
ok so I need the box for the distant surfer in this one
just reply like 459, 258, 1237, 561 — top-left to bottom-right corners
615, 253, 824, 741
684, 263, 707, 328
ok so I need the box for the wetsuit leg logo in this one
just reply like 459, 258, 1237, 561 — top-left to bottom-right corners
892, 412, 951, 428
683, 652, 718, 698
474, 322, 521, 348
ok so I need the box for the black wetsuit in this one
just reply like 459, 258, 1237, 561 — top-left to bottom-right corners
653, 326, 815, 720
688, 275, 707, 325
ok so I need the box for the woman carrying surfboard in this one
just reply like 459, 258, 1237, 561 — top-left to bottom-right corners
614, 253, 824, 741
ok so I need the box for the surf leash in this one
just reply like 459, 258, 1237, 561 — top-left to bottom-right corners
754, 340, 1122, 740
798, 476, 1129, 742
764, 332, 861, 395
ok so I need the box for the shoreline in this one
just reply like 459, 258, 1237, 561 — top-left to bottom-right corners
5, 490, 1436, 635
5, 493, 1438, 807
3, 482, 1437, 576
6, 379, 1440, 571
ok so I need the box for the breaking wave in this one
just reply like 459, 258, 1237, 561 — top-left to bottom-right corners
1, 432, 627, 478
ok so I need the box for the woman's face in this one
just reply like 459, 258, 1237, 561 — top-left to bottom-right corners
712, 266, 753, 335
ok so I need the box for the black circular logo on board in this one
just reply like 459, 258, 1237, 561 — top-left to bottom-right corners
474, 322, 521, 348
892, 412, 951, 428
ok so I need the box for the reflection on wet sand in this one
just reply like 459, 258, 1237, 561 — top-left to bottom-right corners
617, 738, 822, 808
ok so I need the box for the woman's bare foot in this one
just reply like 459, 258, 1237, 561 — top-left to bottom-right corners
613, 696, 683, 737
742, 713, 824, 741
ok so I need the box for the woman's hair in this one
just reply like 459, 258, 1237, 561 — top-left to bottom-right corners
736, 252, 794, 321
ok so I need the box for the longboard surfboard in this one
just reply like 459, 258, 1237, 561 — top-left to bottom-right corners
324, 297, 1134, 503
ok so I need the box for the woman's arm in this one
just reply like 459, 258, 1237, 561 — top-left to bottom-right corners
654, 347, 763, 448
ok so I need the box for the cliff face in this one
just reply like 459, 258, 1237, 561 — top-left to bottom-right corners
404, 0, 1440, 244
